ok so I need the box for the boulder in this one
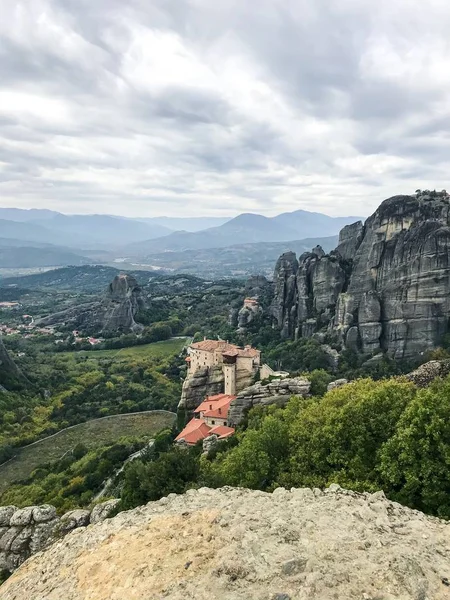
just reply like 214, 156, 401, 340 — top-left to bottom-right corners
90, 500, 120, 525
59, 510, 91, 533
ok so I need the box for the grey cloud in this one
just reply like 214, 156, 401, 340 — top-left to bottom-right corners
0, 0, 449, 218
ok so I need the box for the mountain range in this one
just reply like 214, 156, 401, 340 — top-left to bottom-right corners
0, 207, 362, 272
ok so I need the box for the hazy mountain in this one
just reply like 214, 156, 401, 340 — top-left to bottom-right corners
40, 214, 172, 247
272, 210, 363, 238
0, 213, 172, 249
137, 216, 231, 232
0, 208, 60, 222
125, 210, 362, 255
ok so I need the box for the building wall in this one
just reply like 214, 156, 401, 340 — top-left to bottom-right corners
236, 356, 255, 373
204, 415, 228, 427
224, 363, 237, 395
189, 349, 215, 372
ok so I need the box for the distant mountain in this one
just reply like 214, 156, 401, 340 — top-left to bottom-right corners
124, 210, 362, 255
137, 216, 231, 232
0, 208, 60, 222
272, 210, 363, 238
0, 212, 172, 249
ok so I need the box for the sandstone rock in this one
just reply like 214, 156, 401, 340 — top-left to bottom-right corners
2, 487, 450, 600
0, 507, 17, 528
32, 505, 57, 524
9, 508, 34, 527
37, 273, 144, 335
228, 377, 311, 426
90, 500, 120, 525
327, 378, 348, 391
59, 510, 91, 533
178, 366, 224, 415
406, 359, 450, 387
272, 194, 450, 359
202, 435, 219, 455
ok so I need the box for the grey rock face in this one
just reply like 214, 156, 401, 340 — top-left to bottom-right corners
336, 221, 364, 260
327, 378, 348, 392
178, 366, 224, 415
0, 338, 25, 388
237, 301, 262, 332
406, 359, 450, 387
0, 500, 119, 576
90, 500, 120, 525
228, 377, 311, 426
272, 252, 299, 339
272, 194, 450, 359
37, 274, 144, 335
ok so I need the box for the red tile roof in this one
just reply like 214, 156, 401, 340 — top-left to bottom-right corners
175, 419, 211, 445
209, 425, 235, 439
194, 394, 236, 416
190, 340, 260, 359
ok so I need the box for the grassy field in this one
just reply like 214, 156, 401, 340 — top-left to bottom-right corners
60, 337, 188, 360
0, 411, 176, 493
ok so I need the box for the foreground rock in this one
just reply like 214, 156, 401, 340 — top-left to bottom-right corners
2, 487, 450, 599
37, 274, 144, 334
0, 500, 119, 574
272, 192, 450, 359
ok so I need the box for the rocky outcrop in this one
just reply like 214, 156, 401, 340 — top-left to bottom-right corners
237, 300, 262, 332
37, 274, 144, 334
228, 377, 311, 426
178, 366, 224, 415
272, 193, 450, 359
0, 338, 25, 388
3, 486, 450, 600
0, 500, 119, 575
406, 359, 450, 387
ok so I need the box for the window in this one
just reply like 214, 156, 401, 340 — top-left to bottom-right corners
211, 420, 215, 425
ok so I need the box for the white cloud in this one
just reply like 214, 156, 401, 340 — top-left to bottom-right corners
1, 0, 450, 218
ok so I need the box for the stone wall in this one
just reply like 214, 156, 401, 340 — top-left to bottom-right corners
0, 499, 119, 575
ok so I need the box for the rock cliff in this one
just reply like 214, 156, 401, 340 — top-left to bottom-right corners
272, 193, 450, 358
37, 274, 144, 334
2, 486, 450, 599
0, 338, 25, 388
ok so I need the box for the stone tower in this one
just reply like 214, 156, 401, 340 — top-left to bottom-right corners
223, 353, 237, 395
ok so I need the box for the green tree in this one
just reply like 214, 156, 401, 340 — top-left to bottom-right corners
379, 377, 450, 518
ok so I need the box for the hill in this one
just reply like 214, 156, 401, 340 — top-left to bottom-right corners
0, 210, 172, 250
137, 216, 231, 232
2, 486, 449, 599
133, 235, 339, 278
0, 411, 176, 494
124, 210, 361, 255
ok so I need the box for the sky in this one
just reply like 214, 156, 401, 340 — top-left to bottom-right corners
1, 0, 450, 218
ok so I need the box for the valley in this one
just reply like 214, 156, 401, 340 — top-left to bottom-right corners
2, 192, 450, 589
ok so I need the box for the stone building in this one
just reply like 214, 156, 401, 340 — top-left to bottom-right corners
185, 339, 261, 395
175, 393, 236, 445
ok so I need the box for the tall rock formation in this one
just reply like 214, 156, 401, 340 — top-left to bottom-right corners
37, 274, 144, 335
272, 192, 450, 359
0, 338, 25, 389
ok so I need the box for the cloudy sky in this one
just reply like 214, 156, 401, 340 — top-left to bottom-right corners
1, 0, 450, 218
